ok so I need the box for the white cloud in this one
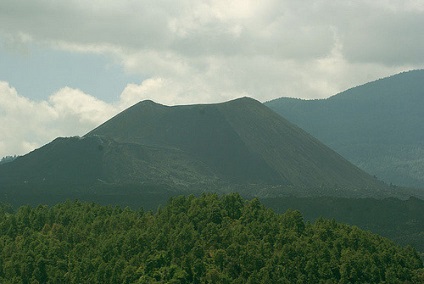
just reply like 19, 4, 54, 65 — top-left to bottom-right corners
119, 78, 177, 107
48, 87, 117, 127
0, 82, 120, 157
1, 0, 423, 65
0, 81, 55, 157
1, 0, 423, 105
0, 0, 424, 156
1, 78, 226, 157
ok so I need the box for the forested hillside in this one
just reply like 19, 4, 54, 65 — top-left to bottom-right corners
266, 70, 424, 188
1, 194, 422, 283
262, 196, 424, 256
0, 156, 17, 165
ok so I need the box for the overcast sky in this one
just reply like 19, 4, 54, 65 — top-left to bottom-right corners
1, 0, 424, 157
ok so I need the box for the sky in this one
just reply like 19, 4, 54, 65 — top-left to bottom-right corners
1, 0, 424, 158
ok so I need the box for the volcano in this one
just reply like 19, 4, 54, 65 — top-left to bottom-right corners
0, 97, 390, 199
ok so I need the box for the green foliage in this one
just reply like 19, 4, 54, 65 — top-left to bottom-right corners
0, 155, 17, 165
0, 194, 422, 283
262, 196, 424, 256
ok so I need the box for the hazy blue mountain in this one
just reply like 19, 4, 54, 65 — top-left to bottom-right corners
266, 70, 424, 189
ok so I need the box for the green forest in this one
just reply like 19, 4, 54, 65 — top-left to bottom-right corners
0, 194, 422, 283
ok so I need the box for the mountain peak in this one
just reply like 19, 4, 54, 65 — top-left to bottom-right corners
1, 96, 391, 198
83, 96, 386, 195
138, 99, 159, 105
132, 99, 167, 108
226, 96, 260, 103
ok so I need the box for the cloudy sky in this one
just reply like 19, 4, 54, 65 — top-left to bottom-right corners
1, 0, 424, 157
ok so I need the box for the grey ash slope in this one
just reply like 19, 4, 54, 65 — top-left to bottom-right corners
0, 135, 221, 193
266, 70, 424, 188
85, 97, 387, 196
0, 97, 392, 198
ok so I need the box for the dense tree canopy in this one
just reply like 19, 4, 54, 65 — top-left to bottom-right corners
0, 194, 422, 283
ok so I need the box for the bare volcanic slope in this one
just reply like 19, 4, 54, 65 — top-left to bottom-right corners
0, 135, 220, 191
85, 97, 387, 196
0, 97, 391, 199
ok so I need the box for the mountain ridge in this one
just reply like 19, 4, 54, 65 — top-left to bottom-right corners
86, 97, 387, 195
266, 69, 424, 188
0, 97, 394, 199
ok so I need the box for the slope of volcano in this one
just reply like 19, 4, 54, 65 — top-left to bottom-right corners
1, 97, 390, 198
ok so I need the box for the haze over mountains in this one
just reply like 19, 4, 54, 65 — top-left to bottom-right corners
266, 70, 424, 189
0, 97, 390, 201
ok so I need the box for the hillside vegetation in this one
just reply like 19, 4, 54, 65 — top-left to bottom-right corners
266, 70, 424, 188
0, 188, 423, 257
262, 196, 424, 256
0, 194, 422, 283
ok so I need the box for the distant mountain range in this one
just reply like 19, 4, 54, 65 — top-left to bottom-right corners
266, 70, 424, 189
0, 97, 395, 201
